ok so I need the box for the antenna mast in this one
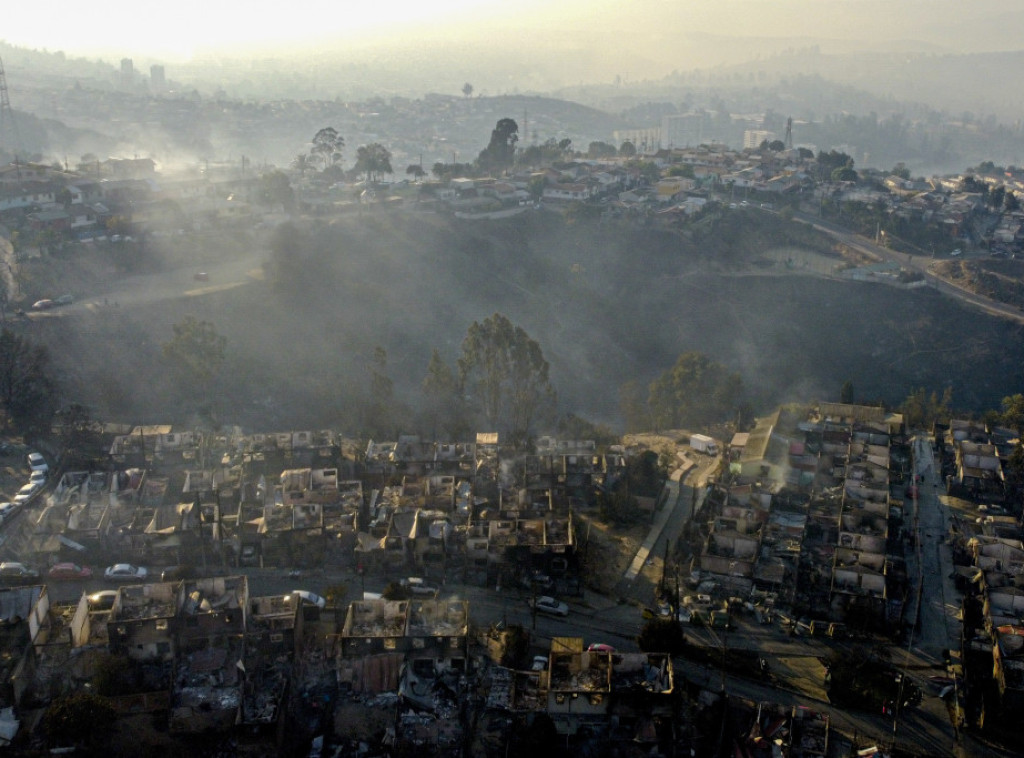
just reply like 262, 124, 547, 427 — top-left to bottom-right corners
0, 58, 23, 170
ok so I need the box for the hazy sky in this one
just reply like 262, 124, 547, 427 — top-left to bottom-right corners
4, 1, 1021, 64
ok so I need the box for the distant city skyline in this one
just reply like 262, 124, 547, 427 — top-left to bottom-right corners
4, 0, 1022, 68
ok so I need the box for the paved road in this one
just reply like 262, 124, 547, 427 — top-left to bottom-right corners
794, 211, 1024, 325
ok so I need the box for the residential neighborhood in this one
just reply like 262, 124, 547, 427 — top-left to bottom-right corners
0, 395, 1013, 755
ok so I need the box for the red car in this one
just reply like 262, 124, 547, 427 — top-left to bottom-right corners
48, 563, 93, 580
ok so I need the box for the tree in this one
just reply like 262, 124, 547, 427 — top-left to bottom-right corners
54, 403, 102, 466
478, 118, 519, 172
1005, 191, 1020, 212
587, 141, 617, 159
647, 352, 743, 430
257, 170, 294, 208
840, 380, 855, 404
831, 166, 858, 182
382, 581, 410, 600
367, 346, 395, 437
41, 692, 116, 750
162, 317, 227, 390
637, 617, 686, 655
310, 126, 344, 169
1001, 394, 1024, 437
354, 143, 393, 183
768, 139, 786, 152
0, 328, 58, 433
619, 140, 637, 157
291, 153, 314, 177
406, 163, 426, 181
900, 386, 952, 431
462, 82, 473, 98
457, 313, 555, 447
422, 348, 465, 439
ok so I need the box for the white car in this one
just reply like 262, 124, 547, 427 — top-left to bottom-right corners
529, 595, 569, 617
13, 482, 42, 504
531, 655, 549, 671
0, 503, 15, 519
290, 590, 326, 609
401, 577, 440, 596
104, 563, 148, 582
27, 453, 47, 473
29, 470, 46, 485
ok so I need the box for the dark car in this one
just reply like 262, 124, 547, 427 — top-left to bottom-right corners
0, 562, 39, 584
160, 565, 197, 581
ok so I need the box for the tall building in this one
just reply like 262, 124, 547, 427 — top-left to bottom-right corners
743, 129, 775, 150
661, 113, 706, 149
120, 58, 134, 89
150, 65, 165, 92
611, 127, 660, 154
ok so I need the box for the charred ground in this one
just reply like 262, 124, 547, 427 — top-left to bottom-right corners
15, 209, 1024, 431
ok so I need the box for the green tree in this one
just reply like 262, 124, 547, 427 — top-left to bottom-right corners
767, 139, 786, 152
0, 328, 58, 433
619, 140, 637, 157
257, 170, 294, 208
405, 164, 426, 181
619, 379, 649, 433
587, 141, 617, 159
354, 143, 393, 183
527, 175, 546, 200
54, 403, 102, 467
478, 118, 519, 172
1001, 393, 1024, 436
647, 352, 743, 430
382, 581, 410, 600
900, 386, 953, 431
41, 692, 117, 750
162, 317, 227, 390
291, 153, 315, 177
637, 617, 686, 655
366, 346, 395, 437
310, 126, 344, 169
667, 164, 695, 178
462, 82, 473, 98
422, 348, 465, 439
831, 166, 858, 182
840, 380, 855, 404
598, 480, 641, 525
457, 313, 555, 447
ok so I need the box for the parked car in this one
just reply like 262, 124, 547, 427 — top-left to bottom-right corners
529, 595, 569, 617
13, 481, 42, 504
48, 563, 93, 580
587, 643, 616, 652
104, 563, 148, 582
29, 470, 46, 485
0, 503, 16, 519
27, 453, 48, 473
160, 565, 198, 581
290, 589, 326, 609
400, 577, 440, 596
0, 562, 38, 583
194, 272, 209, 281
87, 590, 118, 610
531, 655, 549, 671
54, 294, 74, 306
31, 299, 54, 310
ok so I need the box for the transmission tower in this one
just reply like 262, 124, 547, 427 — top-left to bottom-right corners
784, 117, 793, 150
0, 57, 23, 166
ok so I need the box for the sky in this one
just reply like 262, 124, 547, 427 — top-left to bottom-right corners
4, 1, 1022, 64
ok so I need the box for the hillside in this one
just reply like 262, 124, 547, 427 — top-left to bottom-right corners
17, 209, 1024, 432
